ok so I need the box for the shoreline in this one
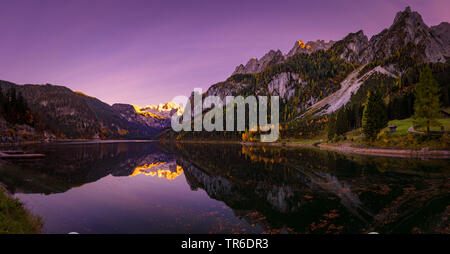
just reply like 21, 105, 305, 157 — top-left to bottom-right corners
162, 139, 450, 159
317, 143, 450, 159
0, 139, 158, 147
0, 181, 42, 233
1, 138, 449, 159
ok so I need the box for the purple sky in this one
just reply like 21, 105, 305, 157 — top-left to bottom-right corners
0, 0, 449, 106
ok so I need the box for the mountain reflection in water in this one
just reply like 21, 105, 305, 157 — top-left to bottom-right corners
129, 162, 184, 180
0, 142, 448, 234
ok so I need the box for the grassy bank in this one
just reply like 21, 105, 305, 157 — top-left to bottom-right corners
335, 118, 450, 150
0, 185, 42, 234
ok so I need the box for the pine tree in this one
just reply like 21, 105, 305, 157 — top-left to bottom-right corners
362, 89, 388, 140
327, 115, 336, 140
413, 65, 441, 135
335, 107, 348, 136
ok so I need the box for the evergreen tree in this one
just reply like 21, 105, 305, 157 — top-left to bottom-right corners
0, 86, 33, 125
335, 107, 348, 136
413, 65, 441, 135
362, 89, 388, 140
327, 106, 350, 140
327, 115, 336, 140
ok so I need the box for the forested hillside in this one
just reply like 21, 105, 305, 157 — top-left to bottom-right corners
0, 81, 170, 141
167, 7, 450, 142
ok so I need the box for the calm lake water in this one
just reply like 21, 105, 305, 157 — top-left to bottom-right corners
0, 141, 449, 234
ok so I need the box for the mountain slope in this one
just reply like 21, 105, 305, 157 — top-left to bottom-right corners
0, 81, 180, 139
198, 7, 449, 122
233, 50, 285, 75
301, 65, 397, 118
334, 7, 450, 65
286, 39, 335, 58
232, 40, 335, 75
112, 102, 181, 130
302, 7, 450, 117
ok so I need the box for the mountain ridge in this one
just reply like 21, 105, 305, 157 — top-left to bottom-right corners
202, 7, 449, 117
1, 6, 449, 142
170, 6, 449, 141
233, 39, 335, 75
0, 80, 181, 141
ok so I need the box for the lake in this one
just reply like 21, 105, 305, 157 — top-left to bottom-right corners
0, 141, 448, 234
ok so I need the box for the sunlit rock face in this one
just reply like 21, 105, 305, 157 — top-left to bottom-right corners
112, 101, 183, 130
137, 102, 184, 118
285, 39, 335, 58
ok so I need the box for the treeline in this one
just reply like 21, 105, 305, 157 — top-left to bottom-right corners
327, 87, 415, 140
327, 103, 364, 140
328, 64, 445, 140
227, 49, 357, 88
169, 63, 448, 142
396, 62, 450, 107
358, 42, 425, 78
219, 49, 358, 117
0, 86, 33, 125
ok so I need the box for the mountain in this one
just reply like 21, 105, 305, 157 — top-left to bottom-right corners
333, 6, 450, 65
135, 102, 183, 119
112, 102, 182, 130
0, 80, 181, 141
369, 7, 449, 63
431, 22, 450, 55
233, 50, 285, 75
232, 39, 334, 75
304, 7, 450, 117
198, 7, 449, 120
286, 39, 335, 58
329, 30, 369, 64
0, 142, 181, 195
2, 7, 449, 142
169, 6, 450, 141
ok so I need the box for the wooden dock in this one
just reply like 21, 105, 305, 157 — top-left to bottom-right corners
0, 151, 45, 159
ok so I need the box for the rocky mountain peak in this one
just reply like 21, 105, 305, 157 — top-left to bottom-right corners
232, 49, 285, 75
286, 39, 334, 58
330, 30, 369, 64
138, 101, 183, 118
392, 6, 425, 29
389, 6, 429, 44
111, 101, 183, 130
233, 39, 334, 75
334, 6, 450, 64
366, 6, 449, 63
